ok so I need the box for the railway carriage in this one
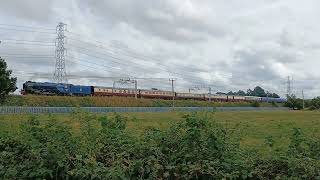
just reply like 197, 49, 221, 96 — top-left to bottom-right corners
211, 94, 229, 102
245, 96, 262, 102
93, 87, 137, 97
140, 89, 173, 99
176, 93, 205, 100
232, 95, 246, 102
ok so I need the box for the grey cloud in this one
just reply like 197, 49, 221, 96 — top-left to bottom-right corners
0, 0, 54, 22
2, 0, 320, 97
80, 0, 227, 43
232, 49, 280, 82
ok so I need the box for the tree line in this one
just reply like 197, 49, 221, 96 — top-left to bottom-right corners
217, 86, 280, 98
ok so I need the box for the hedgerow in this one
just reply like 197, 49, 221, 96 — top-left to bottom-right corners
1, 112, 320, 179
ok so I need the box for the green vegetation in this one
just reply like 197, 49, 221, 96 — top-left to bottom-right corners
284, 95, 304, 110
219, 86, 280, 98
284, 95, 320, 110
3, 95, 278, 107
1, 111, 320, 179
308, 97, 320, 110
0, 57, 17, 104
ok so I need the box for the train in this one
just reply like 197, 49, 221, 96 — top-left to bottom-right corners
21, 81, 287, 103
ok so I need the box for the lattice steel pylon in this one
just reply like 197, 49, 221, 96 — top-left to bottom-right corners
53, 22, 68, 83
286, 76, 291, 97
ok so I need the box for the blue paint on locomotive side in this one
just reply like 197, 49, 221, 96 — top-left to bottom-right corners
70, 85, 92, 96
56, 84, 72, 94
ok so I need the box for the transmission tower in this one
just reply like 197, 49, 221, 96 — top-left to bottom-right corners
286, 76, 292, 97
53, 22, 67, 83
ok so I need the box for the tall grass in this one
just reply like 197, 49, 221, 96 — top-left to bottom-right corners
3, 95, 276, 107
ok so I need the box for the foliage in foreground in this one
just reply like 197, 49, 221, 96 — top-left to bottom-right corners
1, 113, 320, 179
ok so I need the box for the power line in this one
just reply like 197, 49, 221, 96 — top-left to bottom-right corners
68, 44, 213, 83
65, 55, 128, 73
68, 45, 155, 71
66, 56, 130, 77
0, 27, 56, 34
61, 31, 226, 83
0, 53, 54, 57
1, 39, 54, 43
68, 37, 208, 77
1, 42, 55, 46
0, 55, 54, 58
0, 23, 56, 31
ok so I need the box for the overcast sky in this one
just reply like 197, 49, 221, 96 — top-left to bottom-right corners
1, 0, 320, 98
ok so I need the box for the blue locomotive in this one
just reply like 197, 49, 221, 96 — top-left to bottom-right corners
22, 81, 93, 96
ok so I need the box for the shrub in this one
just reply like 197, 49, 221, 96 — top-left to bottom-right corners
284, 95, 303, 110
251, 101, 261, 107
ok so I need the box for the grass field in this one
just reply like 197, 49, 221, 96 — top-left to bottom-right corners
1, 111, 319, 154
2, 111, 320, 178
3, 95, 278, 107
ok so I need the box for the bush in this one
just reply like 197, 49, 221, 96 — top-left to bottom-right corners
284, 95, 303, 110
251, 101, 261, 107
308, 97, 320, 110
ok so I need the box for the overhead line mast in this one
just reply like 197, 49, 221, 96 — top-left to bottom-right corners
169, 79, 176, 108
53, 22, 68, 83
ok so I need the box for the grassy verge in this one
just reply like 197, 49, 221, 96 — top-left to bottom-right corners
3, 95, 280, 107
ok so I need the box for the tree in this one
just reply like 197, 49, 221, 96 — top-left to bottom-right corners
246, 89, 253, 96
271, 93, 280, 98
252, 86, 266, 97
309, 97, 320, 110
216, 92, 226, 95
237, 90, 246, 96
227, 91, 235, 95
284, 95, 303, 110
0, 57, 17, 104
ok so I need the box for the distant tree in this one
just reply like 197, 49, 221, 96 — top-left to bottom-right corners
237, 90, 246, 96
252, 86, 266, 97
0, 57, 17, 104
271, 93, 280, 98
309, 97, 320, 110
247, 89, 253, 96
227, 91, 235, 95
216, 92, 226, 95
218, 86, 280, 98
284, 95, 303, 110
